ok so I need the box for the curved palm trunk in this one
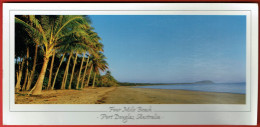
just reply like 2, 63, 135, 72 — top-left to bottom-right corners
15, 58, 25, 93
47, 51, 55, 90
62, 67, 69, 89
61, 53, 72, 89
30, 57, 50, 95
85, 65, 93, 87
51, 54, 65, 90
26, 44, 38, 91
76, 52, 86, 89
69, 52, 78, 89
22, 48, 29, 91
81, 56, 90, 88
92, 72, 96, 88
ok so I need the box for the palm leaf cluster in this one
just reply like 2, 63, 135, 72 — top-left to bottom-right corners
15, 15, 118, 95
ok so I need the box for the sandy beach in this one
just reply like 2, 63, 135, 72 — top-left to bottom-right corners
103, 87, 245, 104
15, 86, 245, 104
15, 87, 116, 104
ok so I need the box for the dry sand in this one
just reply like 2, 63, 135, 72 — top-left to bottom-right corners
15, 87, 116, 104
15, 86, 245, 104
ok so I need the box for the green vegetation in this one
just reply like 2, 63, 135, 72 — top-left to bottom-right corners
15, 15, 118, 95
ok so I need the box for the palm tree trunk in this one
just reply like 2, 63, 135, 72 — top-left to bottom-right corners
76, 52, 86, 89
26, 44, 38, 91
63, 66, 69, 89
85, 65, 93, 88
51, 53, 65, 90
61, 53, 72, 89
22, 48, 29, 91
92, 72, 96, 88
22, 73, 28, 91
15, 58, 25, 93
47, 51, 55, 90
69, 52, 78, 89
30, 57, 50, 95
81, 56, 89, 89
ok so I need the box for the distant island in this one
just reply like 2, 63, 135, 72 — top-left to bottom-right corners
193, 80, 214, 84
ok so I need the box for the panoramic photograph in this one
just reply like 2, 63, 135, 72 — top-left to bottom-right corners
14, 15, 246, 104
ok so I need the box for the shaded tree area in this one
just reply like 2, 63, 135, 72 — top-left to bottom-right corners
15, 15, 118, 95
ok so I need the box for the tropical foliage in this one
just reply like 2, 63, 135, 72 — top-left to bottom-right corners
15, 15, 118, 95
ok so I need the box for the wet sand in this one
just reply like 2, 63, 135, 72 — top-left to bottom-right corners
15, 86, 245, 104
103, 87, 245, 104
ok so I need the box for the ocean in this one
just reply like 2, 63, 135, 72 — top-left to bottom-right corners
134, 83, 246, 94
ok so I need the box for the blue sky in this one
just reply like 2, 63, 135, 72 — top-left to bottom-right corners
89, 15, 246, 83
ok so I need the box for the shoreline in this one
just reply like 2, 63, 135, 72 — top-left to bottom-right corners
103, 87, 245, 104
131, 86, 246, 95
15, 86, 245, 104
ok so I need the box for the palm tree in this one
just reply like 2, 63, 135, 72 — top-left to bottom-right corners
85, 62, 93, 88
22, 48, 30, 91
76, 52, 86, 89
47, 51, 55, 90
15, 15, 90, 95
51, 53, 65, 90
68, 52, 78, 89
76, 30, 98, 89
63, 27, 98, 90
25, 23, 41, 91
91, 53, 108, 88
15, 58, 25, 92
61, 53, 73, 89
69, 43, 90, 89
81, 55, 90, 88
101, 71, 118, 87
26, 43, 38, 91
80, 31, 103, 89
59, 39, 89, 90
15, 17, 32, 92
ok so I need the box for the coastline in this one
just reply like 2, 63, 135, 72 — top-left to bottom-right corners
103, 87, 245, 104
15, 86, 245, 104
133, 83, 246, 95
132, 86, 246, 95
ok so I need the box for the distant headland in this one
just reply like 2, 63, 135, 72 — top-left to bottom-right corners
118, 80, 215, 86
193, 80, 214, 84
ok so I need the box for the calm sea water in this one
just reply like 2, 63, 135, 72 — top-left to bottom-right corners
134, 83, 246, 94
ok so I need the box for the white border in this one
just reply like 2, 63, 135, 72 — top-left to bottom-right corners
3, 3, 258, 125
